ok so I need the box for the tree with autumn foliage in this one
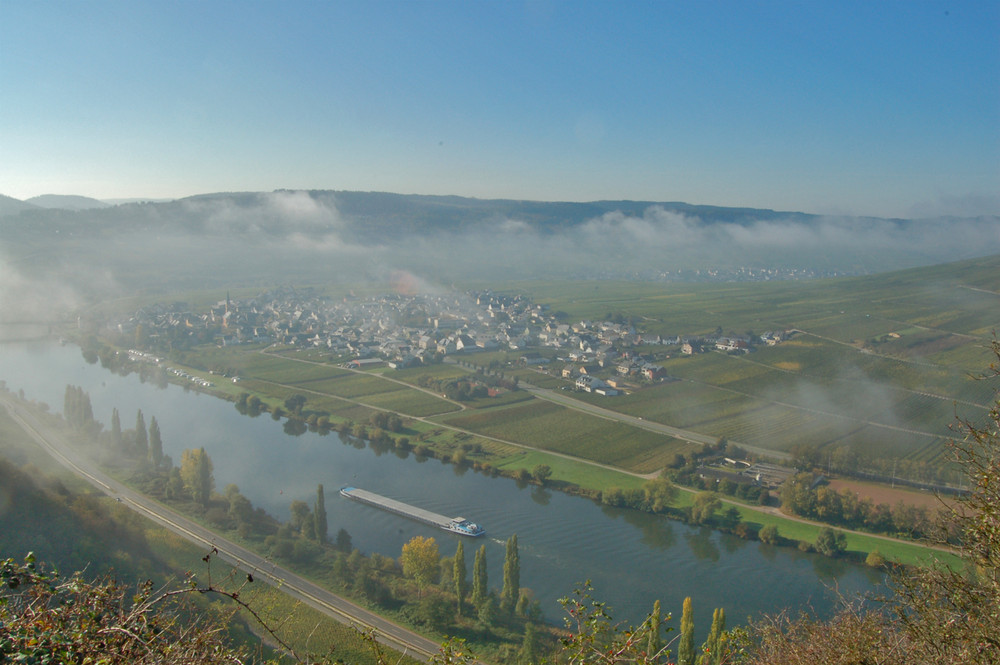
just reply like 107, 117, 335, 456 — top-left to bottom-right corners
179, 447, 214, 506
401, 535, 440, 592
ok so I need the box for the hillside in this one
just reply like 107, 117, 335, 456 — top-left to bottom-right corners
25, 194, 112, 210
68, 251, 995, 487
503, 255, 1000, 466
0, 398, 408, 665
0, 194, 39, 216
1, 190, 997, 303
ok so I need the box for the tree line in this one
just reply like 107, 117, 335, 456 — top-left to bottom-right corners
779, 472, 935, 540
52, 384, 737, 663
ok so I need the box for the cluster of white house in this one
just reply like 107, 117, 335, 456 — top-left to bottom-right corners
114, 289, 789, 396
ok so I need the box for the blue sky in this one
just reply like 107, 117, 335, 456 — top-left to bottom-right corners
1, 0, 997, 217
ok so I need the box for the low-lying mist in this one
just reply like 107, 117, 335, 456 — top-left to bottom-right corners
2, 190, 999, 320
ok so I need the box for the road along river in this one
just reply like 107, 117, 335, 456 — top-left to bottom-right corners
0, 394, 441, 661
0, 339, 885, 634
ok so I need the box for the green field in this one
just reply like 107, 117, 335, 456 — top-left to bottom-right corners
493, 449, 649, 491
434, 399, 692, 472
143, 256, 1000, 482
488, 257, 1000, 466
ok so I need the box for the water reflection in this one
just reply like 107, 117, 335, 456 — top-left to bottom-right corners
283, 419, 307, 437
758, 541, 779, 563
810, 552, 855, 581
685, 527, 720, 562
530, 486, 551, 506
720, 532, 746, 555
622, 512, 676, 551
369, 438, 391, 456
0, 339, 885, 630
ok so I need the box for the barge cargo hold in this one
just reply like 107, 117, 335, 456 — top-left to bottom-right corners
339, 486, 485, 537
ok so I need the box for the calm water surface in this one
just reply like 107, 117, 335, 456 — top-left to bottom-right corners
0, 339, 883, 630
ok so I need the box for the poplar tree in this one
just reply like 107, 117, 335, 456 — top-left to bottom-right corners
647, 599, 664, 661
83, 392, 93, 425
63, 385, 73, 423
180, 448, 214, 505
679, 596, 695, 665
290, 501, 313, 538
699, 607, 725, 665
63, 386, 93, 428
148, 416, 163, 467
453, 540, 467, 615
314, 484, 328, 543
134, 410, 148, 457
110, 408, 122, 449
501, 533, 520, 612
519, 622, 539, 665
471, 544, 488, 608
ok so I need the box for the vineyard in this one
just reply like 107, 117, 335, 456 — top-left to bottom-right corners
435, 399, 689, 469
169, 255, 999, 483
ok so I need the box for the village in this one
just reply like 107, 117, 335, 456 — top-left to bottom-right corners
110, 287, 787, 396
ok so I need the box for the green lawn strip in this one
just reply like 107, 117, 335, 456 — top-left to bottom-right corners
724, 503, 958, 568
232, 584, 420, 665
200, 350, 337, 383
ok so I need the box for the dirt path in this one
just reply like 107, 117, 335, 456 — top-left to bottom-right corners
244, 354, 952, 559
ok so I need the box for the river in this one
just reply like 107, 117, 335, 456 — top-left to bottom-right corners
0, 338, 884, 633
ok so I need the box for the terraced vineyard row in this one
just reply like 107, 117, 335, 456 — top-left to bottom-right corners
435, 400, 682, 468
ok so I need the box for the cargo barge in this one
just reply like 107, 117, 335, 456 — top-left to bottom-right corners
339, 486, 485, 537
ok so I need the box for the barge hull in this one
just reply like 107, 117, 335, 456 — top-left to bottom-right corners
340, 487, 484, 536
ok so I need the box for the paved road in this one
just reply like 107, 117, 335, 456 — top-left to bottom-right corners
0, 395, 442, 663
518, 379, 790, 462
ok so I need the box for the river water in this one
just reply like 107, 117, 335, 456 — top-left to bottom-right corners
0, 338, 883, 632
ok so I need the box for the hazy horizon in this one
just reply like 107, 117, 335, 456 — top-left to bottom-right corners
2, 1, 997, 218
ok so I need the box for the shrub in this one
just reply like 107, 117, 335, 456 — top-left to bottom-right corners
865, 550, 886, 568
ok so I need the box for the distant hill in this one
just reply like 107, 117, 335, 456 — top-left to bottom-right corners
0, 194, 40, 216
101, 197, 174, 205
25, 194, 112, 211
2, 189, 998, 292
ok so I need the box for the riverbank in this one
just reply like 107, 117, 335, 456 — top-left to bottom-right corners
0, 392, 427, 664
60, 329, 957, 570
73, 334, 957, 570
0, 335, 904, 636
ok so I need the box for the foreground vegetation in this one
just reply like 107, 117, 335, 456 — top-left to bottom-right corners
4, 339, 999, 663
0, 401, 400, 665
